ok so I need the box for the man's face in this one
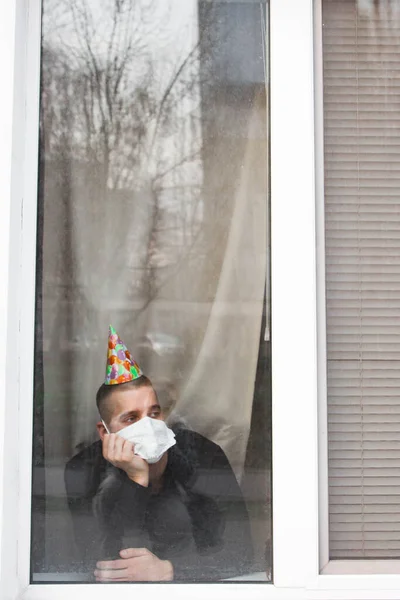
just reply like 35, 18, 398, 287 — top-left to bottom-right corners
97, 385, 163, 439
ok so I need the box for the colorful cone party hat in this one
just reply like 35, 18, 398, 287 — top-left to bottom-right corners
105, 325, 143, 385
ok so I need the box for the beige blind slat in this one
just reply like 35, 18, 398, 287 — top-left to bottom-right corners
323, 0, 400, 559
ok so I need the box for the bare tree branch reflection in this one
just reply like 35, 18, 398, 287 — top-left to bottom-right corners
41, 0, 216, 342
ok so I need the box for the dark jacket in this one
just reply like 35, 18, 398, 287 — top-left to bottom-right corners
64, 428, 254, 581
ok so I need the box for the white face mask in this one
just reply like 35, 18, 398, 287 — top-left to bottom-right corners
104, 416, 176, 464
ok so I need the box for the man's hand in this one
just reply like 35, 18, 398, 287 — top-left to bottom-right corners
102, 433, 149, 487
95, 548, 173, 582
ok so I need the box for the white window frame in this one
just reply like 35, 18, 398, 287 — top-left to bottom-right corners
4, 0, 400, 598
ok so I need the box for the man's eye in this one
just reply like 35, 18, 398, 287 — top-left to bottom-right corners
150, 412, 160, 418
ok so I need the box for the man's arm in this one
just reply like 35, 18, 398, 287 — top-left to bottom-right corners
64, 439, 151, 569
93, 467, 151, 557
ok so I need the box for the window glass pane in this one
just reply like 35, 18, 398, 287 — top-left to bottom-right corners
323, 0, 400, 559
31, 0, 271, 583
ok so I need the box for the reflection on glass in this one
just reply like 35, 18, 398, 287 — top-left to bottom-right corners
32, 0, 271, 583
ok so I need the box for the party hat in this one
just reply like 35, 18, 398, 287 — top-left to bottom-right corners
105, 325, 143, 385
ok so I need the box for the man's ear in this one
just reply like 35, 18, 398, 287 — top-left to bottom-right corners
96, 421, 107, 441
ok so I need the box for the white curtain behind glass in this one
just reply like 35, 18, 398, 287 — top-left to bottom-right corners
40, 0, 268, 480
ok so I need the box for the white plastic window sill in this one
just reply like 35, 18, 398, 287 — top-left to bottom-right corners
18, 580, 400, 600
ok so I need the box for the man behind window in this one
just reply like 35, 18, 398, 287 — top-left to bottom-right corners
64, 326, 254, 582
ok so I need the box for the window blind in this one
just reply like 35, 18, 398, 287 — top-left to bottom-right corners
323, 0, 400, 558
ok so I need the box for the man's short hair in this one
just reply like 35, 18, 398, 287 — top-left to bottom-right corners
96, 375, 153, 423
